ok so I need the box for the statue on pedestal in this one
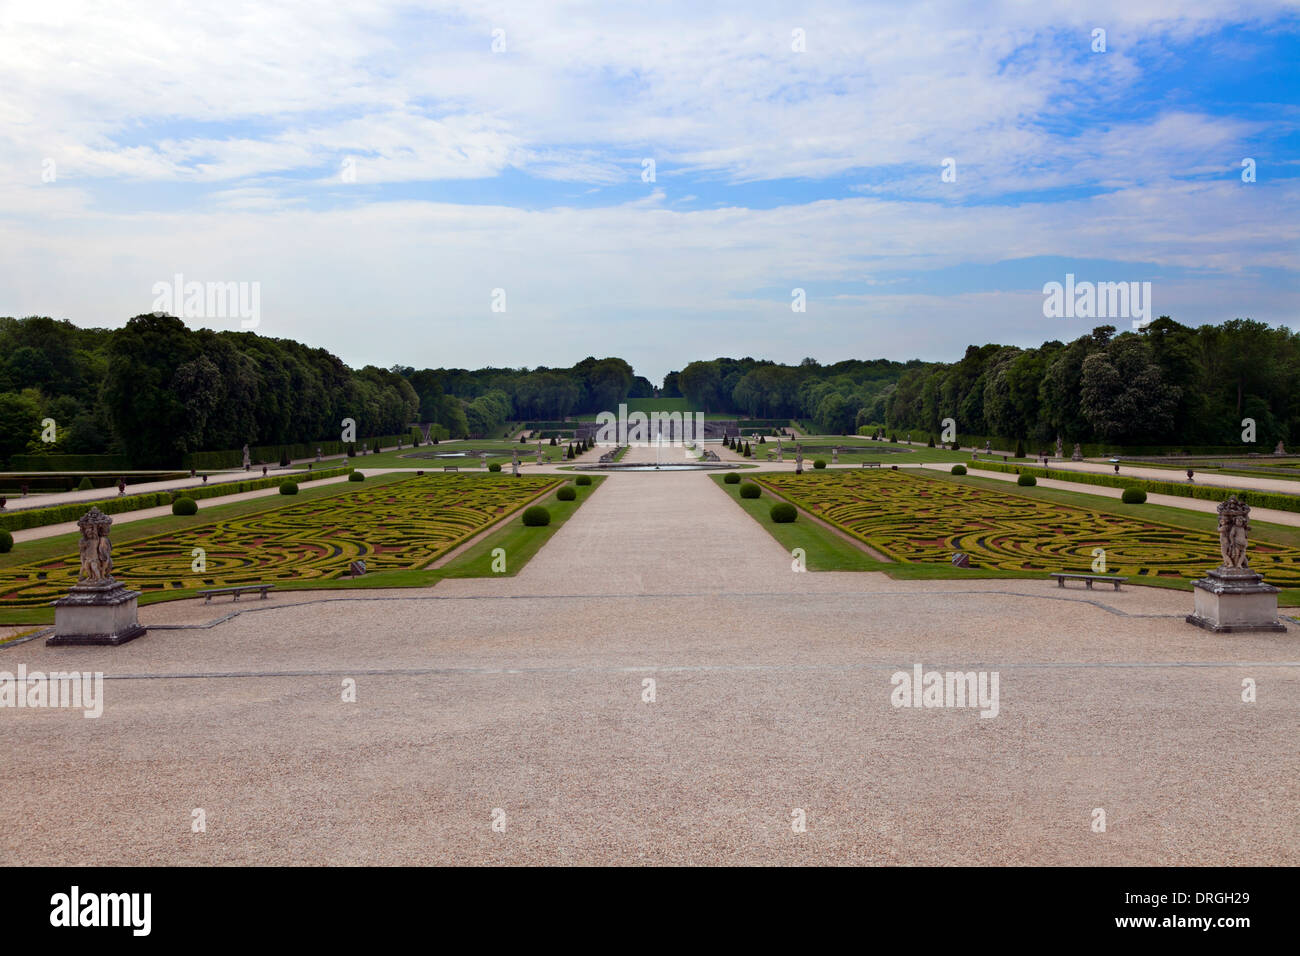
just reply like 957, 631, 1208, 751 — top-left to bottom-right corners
1055, 435, 1063, 459
1187, 496, 1283, 633
1071, 443, 1083, 461
776, 439, 783, 462
50, 507, 146, 646
242, 444, 251, 470
511, 450, 519, 477
1275, 441, 1286, 456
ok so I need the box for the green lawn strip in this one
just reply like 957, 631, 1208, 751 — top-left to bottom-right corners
711, 475, 882, 571
437, 476, 604, 577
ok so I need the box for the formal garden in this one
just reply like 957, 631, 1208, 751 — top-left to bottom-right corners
0, 472, 573, 612
723, 469, 1300, 590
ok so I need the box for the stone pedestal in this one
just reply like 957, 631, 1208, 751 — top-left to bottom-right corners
1186, 568, 1285, 633
48, 580, 146, 646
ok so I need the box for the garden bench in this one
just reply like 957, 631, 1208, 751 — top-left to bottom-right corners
443, 465, 458, 471
860, 461, 881, 468
1049, 572, 1126, 591
198, 584, 276, 603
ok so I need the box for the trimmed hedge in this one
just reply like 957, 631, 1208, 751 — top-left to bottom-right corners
770, 502, 797, 523
522, 505, 551, 526
1017, 473, 1037, 486
279, 481, 299, 495
77, 477, 93, 491
348, 471, 365, 482
1121, 487, 1148, 504
575, 475, 592, 486
556, 486, 576, 501
724, 473, 741, 484
813, 459, 827, 469
739, 482, 762, 499
0, 466, 353, 532
488, 462, 502, 472
951, 464, 967, 475
969, 461, 1300, 514
0, 529, 11, 553
172, 497, 198, 516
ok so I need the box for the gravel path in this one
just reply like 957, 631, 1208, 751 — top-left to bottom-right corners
2, 468, 1296, 866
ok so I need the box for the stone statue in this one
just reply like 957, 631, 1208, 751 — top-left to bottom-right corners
1071, 443, 1083, 461
511, 450, 520, 476
1055, 435, 1063, 459
1217, 497, 1251, 570
242, 444, 251, 470
985, 441, 991, 454
535, 445, 543, 464
480, 452, 488, 469
76, 507, 114, 584
795, 445, 804, 475
316, 447, 323, 461
832, 448, 838, 464
776, 439, 783, 462
1275, 441, 1286, 456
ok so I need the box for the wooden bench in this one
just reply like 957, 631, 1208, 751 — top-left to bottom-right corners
860, 461, 881, 468
1049, 572, 1126, 591
198, 584, 276, 603
443, 465, 458, 471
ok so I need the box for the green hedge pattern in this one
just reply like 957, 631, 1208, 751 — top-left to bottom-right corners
0, 467, 353, 532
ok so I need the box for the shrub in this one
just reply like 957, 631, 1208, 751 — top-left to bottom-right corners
347, 444, 356, 457
279, 481, 299, 495
550, 436, 557, 446
927, 435, 935, 447
0, 529, 12, 553
557, 485, 576, 501
1014, 439, 1025, 458
724, 472, 741, 484
739, 482, 761, 499
758, 435, 766, 444
813, 458, 827, 469
951, 464, 967, 475
770, 502, 797, 523
575, 475, 592, 486
1121, 486, 1148, 504
1017, 473, 1036, 486
488, 462, 502, 472
172, 497, 198, 516
349, 471, 365, 482
279, 449, 290, 466
522, 505, 551, 526
77, 477, 93, 491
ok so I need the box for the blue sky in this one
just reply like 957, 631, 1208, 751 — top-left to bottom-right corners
1, 1, 1296, 382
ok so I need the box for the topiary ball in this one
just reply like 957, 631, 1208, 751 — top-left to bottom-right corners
557, 486, 576, 501
813, 459, 827, 469
739, 482, 761, 499
172, 496, 198, 516
575, 475, 592, 486
724, 473, 741, 484
770, 502, 797, 523
522, 505, 551, 526
1017, 473, 1036, 486
77, 477, 93, 491
348, 471, 365, 482
279, 481, 299, 495
488, 462, 502, 472
0, 529, 12, 553
951, 464, 967, 475
1121, 486, 1147, 504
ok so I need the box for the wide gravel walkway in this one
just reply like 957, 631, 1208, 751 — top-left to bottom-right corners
2, 464, 1296, 866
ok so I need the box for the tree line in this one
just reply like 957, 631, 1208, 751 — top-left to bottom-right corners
1, 312, 1293, 468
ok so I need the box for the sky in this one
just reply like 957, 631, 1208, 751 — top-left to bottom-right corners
0, 0, 1297, 384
